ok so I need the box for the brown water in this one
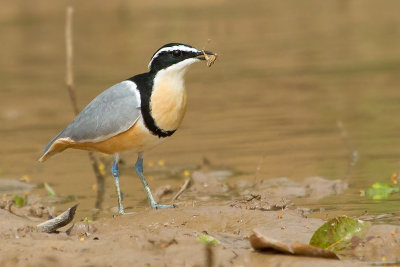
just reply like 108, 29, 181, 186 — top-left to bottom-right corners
1, 1, 400, 221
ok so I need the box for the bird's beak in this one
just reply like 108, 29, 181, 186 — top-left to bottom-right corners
196, 50, 216, 60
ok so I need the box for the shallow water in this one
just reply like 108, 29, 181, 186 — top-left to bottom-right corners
1, 1, 400, 222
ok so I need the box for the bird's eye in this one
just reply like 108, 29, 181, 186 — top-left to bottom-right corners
172, 50, 182, 58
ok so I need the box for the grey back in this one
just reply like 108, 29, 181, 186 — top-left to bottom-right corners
43, 80, 141, 152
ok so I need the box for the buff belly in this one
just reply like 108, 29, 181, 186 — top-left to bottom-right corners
70, 117, 165, 154
40, 117, 166, 162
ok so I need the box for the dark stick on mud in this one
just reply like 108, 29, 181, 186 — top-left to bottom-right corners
65, 7, 106, 217
206, 245, 214, 267
37, 204, 79, 233
336, 120, 359, 180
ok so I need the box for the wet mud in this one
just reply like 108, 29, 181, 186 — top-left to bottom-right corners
1, 198, 399, 266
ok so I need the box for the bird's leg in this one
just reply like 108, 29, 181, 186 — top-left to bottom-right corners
111, 154, 131, 214
135, 154, 175, 209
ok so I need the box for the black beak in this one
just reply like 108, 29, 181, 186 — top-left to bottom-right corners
196, 50, 216, 60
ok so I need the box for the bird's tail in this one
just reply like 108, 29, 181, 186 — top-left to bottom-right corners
39, 133, 69, 162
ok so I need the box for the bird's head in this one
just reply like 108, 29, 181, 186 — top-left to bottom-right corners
148, 43, 216, 74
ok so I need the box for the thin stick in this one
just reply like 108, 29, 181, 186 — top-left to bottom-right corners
66, 7, 79, 116
65, 7, 106, 217
336, 120, 359, 180
172, 177, 191, 201
205, 245, 214, 267
253, 156, 264, 186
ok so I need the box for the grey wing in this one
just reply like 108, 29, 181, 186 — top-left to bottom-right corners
43, 80, 141, 151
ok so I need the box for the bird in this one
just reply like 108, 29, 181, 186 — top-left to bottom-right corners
39, 43, 217, 214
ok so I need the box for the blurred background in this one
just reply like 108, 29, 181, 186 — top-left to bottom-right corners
1, 0, 400, 218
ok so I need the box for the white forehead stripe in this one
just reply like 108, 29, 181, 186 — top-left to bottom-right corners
148, 45, 200, 69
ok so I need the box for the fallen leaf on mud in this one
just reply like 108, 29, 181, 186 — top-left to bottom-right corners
12, 195, 24, 207
365, 182, 399, 200
250, 229, 339, 260
309, 216, 371, 252
44, 182, 56, 197
37, 203, 79, 233
197, 235, 220, 246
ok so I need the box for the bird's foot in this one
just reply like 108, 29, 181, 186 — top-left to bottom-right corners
117, 206, 133, 215
150, 203, 176, 209
119, 211, 133, 215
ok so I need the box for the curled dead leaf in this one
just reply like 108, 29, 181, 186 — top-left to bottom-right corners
250, 228, 339, 260
37, 203, 79, 233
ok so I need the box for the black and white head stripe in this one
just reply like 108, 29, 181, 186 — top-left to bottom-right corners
148, 43, 201, 70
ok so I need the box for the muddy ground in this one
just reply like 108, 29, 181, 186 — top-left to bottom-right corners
0, 175, 399, 267
1, 203, 399, 266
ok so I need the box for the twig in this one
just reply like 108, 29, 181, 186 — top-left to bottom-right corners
65, 7, 106, 217
253, 156, 264, 186
337, 120, 359, 180
172, 177, 192, 201
206, 245, 214, 267
66, 7, 79, 116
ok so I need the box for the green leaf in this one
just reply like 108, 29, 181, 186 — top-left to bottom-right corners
197, 235, 220, 246
44, 182, 56, 197
367, 182, 399, 200
309, 216, 371, 252
13, 195, 24, 207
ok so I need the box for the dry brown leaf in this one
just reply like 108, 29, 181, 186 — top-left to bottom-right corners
250, 228, 339, 260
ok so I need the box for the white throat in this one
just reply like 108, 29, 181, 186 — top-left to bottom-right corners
157, 58, 200, 79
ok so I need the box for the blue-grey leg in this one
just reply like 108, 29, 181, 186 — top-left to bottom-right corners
111, 154, 131, 214
135, 153, 175, 209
